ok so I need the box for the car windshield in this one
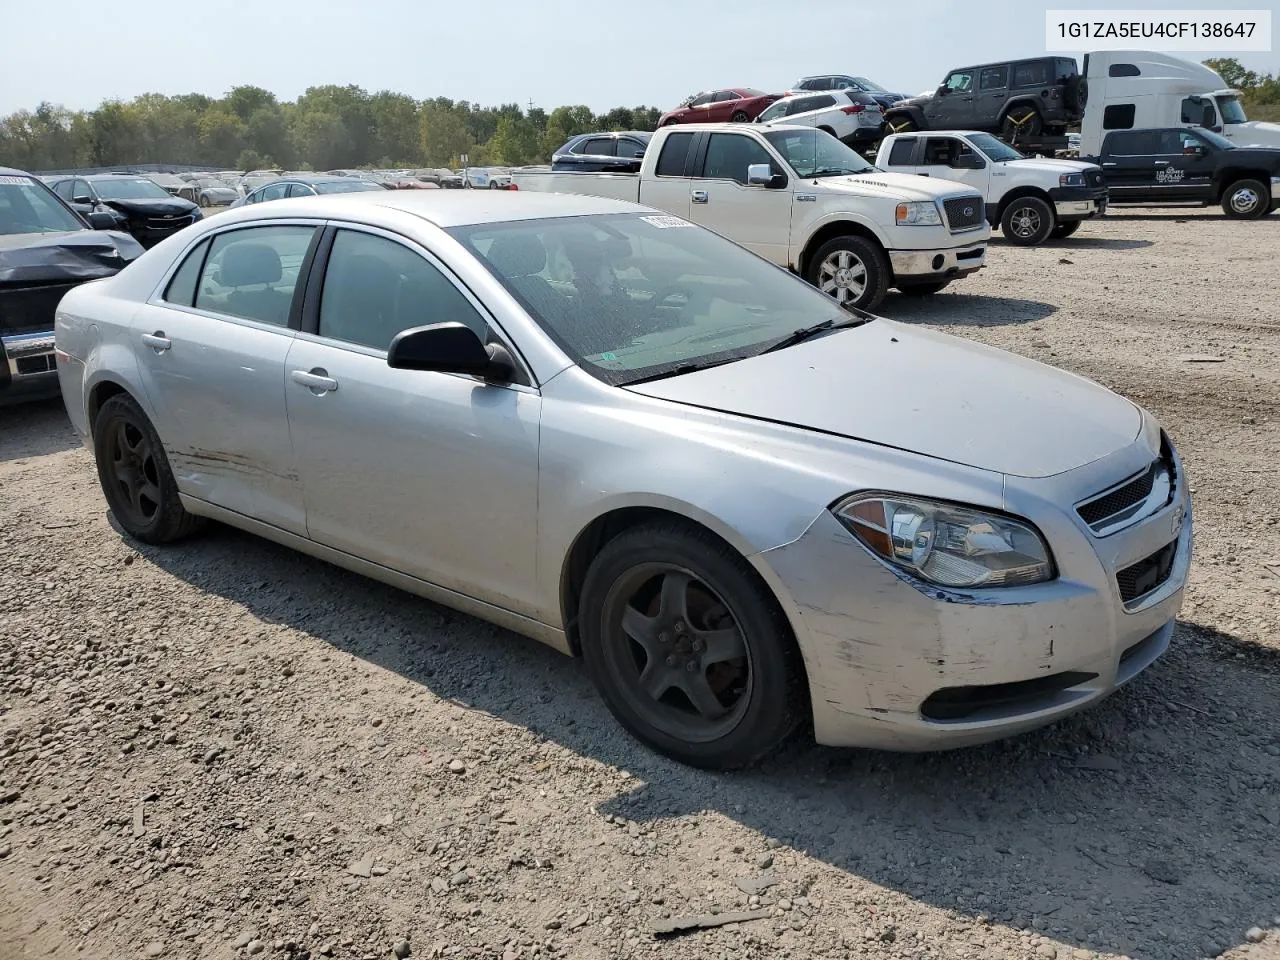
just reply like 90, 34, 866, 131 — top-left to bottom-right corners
764, 129, 875, 177
968, 132, 1024, 162
1215, 95, 1248, 125
315, 179, 385, 194
852, 76, 888, 92
449, 213, 849, 386
1193, 128, 1235, 150
92, 178, 173, 200
0, 176, 86, 235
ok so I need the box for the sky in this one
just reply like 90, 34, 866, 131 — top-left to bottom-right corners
1, 0, 1278, 117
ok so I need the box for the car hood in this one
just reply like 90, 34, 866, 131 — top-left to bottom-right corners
813, 171, 982, 202
0, 229, 144, 286
101, 197, 198, 216
1000, 157, 1100, 176
1221, 144, 1280, 167
625, 319, 1142, 479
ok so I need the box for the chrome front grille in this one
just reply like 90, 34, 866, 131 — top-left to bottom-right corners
942, 196, 985, 232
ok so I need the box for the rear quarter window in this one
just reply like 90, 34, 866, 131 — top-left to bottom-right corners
655, 132, 695, 177
887, 139, 917, 165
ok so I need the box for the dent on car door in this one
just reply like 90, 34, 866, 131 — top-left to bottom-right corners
282, 225, 541, 615
131, 223, 320, 534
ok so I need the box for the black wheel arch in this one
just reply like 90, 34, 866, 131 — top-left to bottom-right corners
86, 379, 135, 431
1215, 168, 1273, 200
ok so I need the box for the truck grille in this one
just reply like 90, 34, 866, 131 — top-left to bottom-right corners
942, 196, 985, 232
0, 282, 80, 336
1116, 541, 1177, 603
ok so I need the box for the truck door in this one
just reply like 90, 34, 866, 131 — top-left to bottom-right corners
683, 131, 792, 264
1097, 130, 1161, 201
920, 136, 991, 193
1167, 129, 1218, 202
928, 70, 976, 128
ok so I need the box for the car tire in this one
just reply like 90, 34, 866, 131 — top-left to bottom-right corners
805, 235, 890, 311
93, 393, 203, 544
1000, 195, 1055, 246
886, 114, 918, 133
1221, 178, 1269, 219
731, 111, 749, 123
1001, 107, 1043, 142
578, 521, 808, 770
663, 117, 680, 126
896, 280, 952, 296
1050, 220, 1081, 239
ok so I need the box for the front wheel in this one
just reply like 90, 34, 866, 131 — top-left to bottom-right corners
578, 522, 807, 769
896, 280, 951, 296
730, 111, 749, 123
1000, 195, 1055, 246
1221, 178, 1269, 219
885, 115, 918, 134
92, 393, 203, 544
805, 235, 890, 311
1050, 220, 1081, 239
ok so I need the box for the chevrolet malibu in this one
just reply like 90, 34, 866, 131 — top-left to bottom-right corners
55, 192, 1191, 769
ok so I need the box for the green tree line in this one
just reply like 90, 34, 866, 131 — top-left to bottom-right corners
0, 85, 664, 172
1203, 58, 1280, 122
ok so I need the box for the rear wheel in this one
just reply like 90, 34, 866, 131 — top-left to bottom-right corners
806, 234, 890, 311
886, 114, 918, 134
578, 522, 807, 769
1000, 195, 1055, 246
896, 280, 951, 296
731, 110, 749, 123
1001, 106, 1043, 142
1221, 178, 1269, 219
93, 393, 203, 544
1050, 220, 1081, 239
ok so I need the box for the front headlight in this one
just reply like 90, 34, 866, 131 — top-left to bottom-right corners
895, 201, 942, 226
1059, 172, 1086, 187
832, 494, 1054, 588
190, 207, 203, 220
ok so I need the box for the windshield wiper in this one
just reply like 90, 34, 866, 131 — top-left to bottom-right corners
622, 357, 741, 385
808, 168, 861, 178
757, 314, 872, 355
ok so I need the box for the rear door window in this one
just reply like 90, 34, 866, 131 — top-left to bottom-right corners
886, 138, 917, 165
1013, 61, 1051, 86
163, 238, 211, 306
616, 138, 646, 159
1105, 131, 1156, 155
195, 225, 317, 327
655, 132, 695, 177
980, 66, 1009, 90
582, 138, 617, 156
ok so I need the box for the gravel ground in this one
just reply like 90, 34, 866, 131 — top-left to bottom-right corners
2, 208, 1278, 960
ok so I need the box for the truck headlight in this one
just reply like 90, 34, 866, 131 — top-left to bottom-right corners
832, 494, 1054, 588
1059, 172, 1086, 187
895, 201, 942, 226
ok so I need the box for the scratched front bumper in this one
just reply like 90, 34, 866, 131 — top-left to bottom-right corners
758, 436, 1191, 751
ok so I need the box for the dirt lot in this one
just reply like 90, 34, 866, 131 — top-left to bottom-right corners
1, 209, 1278, 960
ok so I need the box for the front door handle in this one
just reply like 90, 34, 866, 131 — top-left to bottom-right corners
691, 190, 709, 203
1102, 162, 1117, 167
140, 332, 171, 352
290, 368, 339, 394
1153, 160, 1171, 166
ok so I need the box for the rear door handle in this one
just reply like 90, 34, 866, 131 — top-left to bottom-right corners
691, 190, 709, 203
290, 368, 339, 393
140, 332, 171, 352
1154, 160, 1171, 166
1102, 162, 1118, 167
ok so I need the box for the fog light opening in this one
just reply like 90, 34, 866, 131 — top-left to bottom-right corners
931, 254, 945, 270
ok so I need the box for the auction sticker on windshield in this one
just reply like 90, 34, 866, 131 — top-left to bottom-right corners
640, 215, 694, 229
0, 176, 33, 185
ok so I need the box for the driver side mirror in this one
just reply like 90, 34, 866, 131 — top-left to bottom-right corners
937, 85, 950, 96
387, 322, 513, 382
72, 194, 92, 205
1184, 144, 1206, 156
747, 163, 787, 188
87, 211, 118, 230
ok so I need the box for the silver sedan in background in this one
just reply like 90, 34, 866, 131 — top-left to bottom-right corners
54, 192, 1191, 769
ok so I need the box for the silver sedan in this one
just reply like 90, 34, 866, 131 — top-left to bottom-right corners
54, 191, 1191, 768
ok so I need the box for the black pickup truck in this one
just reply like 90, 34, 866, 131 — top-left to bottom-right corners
1084, 127, 1280, 219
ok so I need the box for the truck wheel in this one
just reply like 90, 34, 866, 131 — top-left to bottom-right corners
1221, 179, 1269, 219
806, 235, 889, 311
731, 111, 749, 123
1000, 196, 1055, 246
1050, 220, 1081, 239
896, 280, 951, 296
1001, 107, 1042, 142
886, 115, 918, 134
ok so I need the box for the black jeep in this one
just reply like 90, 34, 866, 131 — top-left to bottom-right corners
884, 57, 1087, 140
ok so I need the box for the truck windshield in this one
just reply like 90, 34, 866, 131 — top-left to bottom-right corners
0, 177, 86, 235
968, 133, 1024, 162
763, 130, 875, 177
1216, 95, 1248, 125
449, 213, 849, 386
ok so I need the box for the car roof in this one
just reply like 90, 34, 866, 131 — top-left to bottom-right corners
1, 166, 39, 178
213, 190, 647, 228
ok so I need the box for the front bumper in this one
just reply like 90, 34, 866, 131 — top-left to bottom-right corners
1049, 184, 1110, 221
888, 240, 986, 282
758, 435, 1191, 751
0, 330, 59, 403
1270, 176, 1280, 209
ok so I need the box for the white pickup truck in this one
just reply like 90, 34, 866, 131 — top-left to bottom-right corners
510, 123, 989, 310
875, 130, 1109, 245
